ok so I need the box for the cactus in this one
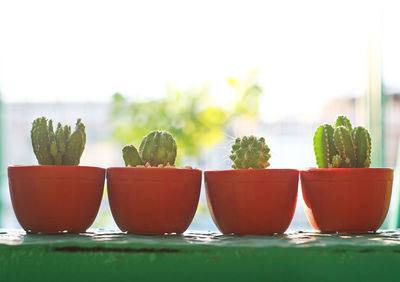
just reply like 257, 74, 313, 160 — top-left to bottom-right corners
230, 136, 271, 169
335, 115, 352, 131
122, 130, 177, 167
138, 130, 177, 166
352, 126, 371, 168
331, 155, 342, 168
63, 119, 86, 165
31, 117, 54, 165
313, 124, 337, 168
122, 145, 143, 167
313, 115, 371, 168
31, 117, 86, 165
333, 126, 356, 168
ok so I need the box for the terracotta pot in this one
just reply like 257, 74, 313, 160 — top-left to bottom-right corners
8, 165, 105, 233
107, 167, 202, 235
300, 168, 393, 233
204, 169, 299, 235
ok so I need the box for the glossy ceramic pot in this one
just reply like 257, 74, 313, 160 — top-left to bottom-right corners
107, 167, 202, 235
8, 165, 105, 233
300, 168, 393, 233
205, 169, 299, 235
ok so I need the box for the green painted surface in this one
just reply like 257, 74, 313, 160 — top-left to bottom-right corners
0, 229, 400, 281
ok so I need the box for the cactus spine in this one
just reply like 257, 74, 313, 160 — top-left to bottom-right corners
313, 116, 371, 168
122, 130, 177, 167
230, 136, 271, 169
31, 117, 86, 165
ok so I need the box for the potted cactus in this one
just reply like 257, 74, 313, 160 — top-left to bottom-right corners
8, 117, 105, 233
204, 136, 299, 235
300, 115, 393, 233
107, 130, 202, 235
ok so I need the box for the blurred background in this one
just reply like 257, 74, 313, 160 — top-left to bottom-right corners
0, 0, 399, 231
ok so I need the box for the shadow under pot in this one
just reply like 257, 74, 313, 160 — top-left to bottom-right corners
107, 167, 202, 235
204, 169, 299, 236
8, 165, 105, 234
300, 168, 393, 233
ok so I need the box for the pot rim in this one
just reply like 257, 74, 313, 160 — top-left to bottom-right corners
8, 165, 106, 180
302, 167, 393, 172
205, 168, 299, 174
8, 165, 105, 170
107, 166, 202, 172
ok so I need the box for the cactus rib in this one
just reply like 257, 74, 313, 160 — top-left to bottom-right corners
333, 126, 356, 168
352, 126, 371, 168
313, 124, 336, 168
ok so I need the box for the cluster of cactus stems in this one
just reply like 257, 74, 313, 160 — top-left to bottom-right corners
123, 130, 177, 167
31, 117, 86, 165
30, 115, 371, 169
313, 115, 371, 168
230, 136, 271, 169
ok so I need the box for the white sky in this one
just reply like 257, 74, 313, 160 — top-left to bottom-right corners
0, 0, 399, 115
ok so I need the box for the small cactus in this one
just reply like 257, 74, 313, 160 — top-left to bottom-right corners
230, 136, 271, 169
139, 130, 177, 166
313, 116, 371, 168
335, 115, 352, 131
122, 130, 177, 167
31, 117, 86, 165
352, 126, 371, 168
333, 126, 356, 168
313, 124, 337, 168
122, 145, 143, 167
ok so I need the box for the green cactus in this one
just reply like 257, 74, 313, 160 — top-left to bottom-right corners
313, 124, 337, 168
313, 115, 371, 168
31, 117, 86, 165
31, 117, 55, 165
352, 126, 371, 168
331, 155, 342, 168
122, 145, 143, 167
139, 130, 177, 166
335, 115, 352, 131
333, 126, 356, 168
63, 119, 86, 165
229, 136, 271, 169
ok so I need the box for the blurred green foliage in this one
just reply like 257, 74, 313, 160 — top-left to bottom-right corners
110, 72, 263, 164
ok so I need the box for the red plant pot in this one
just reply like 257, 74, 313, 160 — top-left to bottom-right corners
300, 168, 393, 233
204, 169, 299, 235
107, 167, 202, 235
8, 165, 105, 233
